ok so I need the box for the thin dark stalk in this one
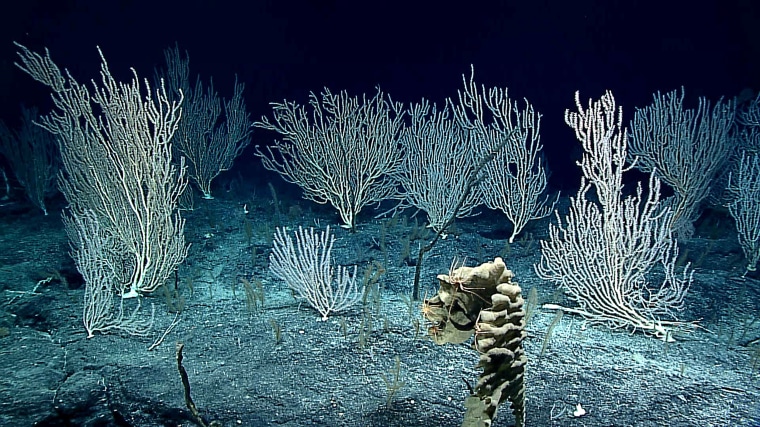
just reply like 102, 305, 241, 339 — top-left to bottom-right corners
412, 133, 513, 300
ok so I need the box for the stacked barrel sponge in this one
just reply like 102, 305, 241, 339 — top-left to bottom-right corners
423, 257, 526, 427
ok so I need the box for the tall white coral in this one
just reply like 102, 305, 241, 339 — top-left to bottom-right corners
535, 91, 692, 340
